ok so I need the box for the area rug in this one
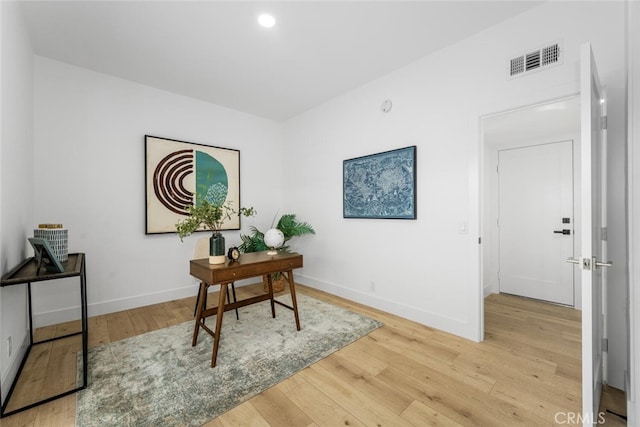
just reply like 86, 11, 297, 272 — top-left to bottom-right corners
75, 293, 382, 426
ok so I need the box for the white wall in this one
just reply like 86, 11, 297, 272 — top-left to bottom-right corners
31, 57, 284, 322
0, 1, 34, 401
282, 1, 627, 363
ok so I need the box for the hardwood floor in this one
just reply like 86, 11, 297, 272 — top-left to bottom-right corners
1, 284, 626, 426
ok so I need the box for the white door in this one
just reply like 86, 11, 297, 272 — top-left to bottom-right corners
498, 141, 575, 305
574, 42, 609, 425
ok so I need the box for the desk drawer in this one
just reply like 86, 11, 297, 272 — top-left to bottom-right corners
214, 267, 258, 282
270, 257, 303, 271
212, 257, 303, 283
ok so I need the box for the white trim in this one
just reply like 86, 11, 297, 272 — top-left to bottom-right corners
32, 278, 259, 327
627, 0, 640, 423
33, 284, 200, 327
296, 274, 477, 341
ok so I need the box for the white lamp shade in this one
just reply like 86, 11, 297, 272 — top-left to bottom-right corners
264, 228, 285, 249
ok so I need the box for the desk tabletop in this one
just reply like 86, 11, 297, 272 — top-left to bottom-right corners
190, 250, 303, 284
1, 253, 85, 286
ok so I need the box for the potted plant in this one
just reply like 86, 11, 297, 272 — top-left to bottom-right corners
176, 197, 255, 264
239, 213, 315, 291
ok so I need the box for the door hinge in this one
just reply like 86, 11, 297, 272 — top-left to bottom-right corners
478, 237, 482, 244
601, 227, 608, 241
601, 116, 608, 130
602, 338, 608, 352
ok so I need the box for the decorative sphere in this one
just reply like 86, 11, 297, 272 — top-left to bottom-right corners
264, 228, 285, 249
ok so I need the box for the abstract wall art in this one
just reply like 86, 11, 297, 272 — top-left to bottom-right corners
343, 146, 416, 219
145, 135, 241, 234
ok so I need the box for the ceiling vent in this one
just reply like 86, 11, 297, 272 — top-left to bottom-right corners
509, 42, 562, 78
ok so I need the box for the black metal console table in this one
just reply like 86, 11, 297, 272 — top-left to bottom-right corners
0, 253, 87, 418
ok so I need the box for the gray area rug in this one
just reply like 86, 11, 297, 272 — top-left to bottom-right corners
76, 293, 382, 426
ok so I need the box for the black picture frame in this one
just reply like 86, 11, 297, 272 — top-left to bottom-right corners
28, 237, 65, 274
343, 146, 417, 219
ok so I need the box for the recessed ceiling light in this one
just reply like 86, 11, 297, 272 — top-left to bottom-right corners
258, 14, 276, 28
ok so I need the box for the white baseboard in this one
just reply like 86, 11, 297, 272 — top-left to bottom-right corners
33, 284, 201, 327
32, 279, 259, 328
1, 332, 29, 403
295, 274, 476, 341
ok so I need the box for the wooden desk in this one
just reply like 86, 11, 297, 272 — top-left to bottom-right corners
190, 250, 303, 367
0, 253, 87, 418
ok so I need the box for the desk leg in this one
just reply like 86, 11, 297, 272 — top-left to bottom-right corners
192, 282, 208, 346
267, 275, 276, 318
211, 283, 227, 367
287, 270, 301, 331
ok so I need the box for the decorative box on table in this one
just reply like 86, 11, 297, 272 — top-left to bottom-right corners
34, 224, 68, 262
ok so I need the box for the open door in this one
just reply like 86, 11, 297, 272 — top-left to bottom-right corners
570, 42, 611, 425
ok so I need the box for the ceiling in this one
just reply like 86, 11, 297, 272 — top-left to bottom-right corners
19, 1, 542, 121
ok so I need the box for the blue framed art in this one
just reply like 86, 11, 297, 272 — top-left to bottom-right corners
343, 146, 416, 219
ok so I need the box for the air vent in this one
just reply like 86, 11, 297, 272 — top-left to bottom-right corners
542, 44, 559, 66
509, 42, 562, 78
526, 50, 541, 71
510, 56, 524, 76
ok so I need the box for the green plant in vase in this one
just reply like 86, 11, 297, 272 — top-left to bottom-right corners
239, 213, 314, 291
176, 186, 255, 264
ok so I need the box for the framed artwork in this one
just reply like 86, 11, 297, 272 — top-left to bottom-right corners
343, 146, 416, 219
28, 237, 65, 274
145, 135, 241, 234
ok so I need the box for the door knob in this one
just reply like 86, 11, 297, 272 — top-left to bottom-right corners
594, 259, 613, 268
554, 229, 571, 235
565, 257, 612, 270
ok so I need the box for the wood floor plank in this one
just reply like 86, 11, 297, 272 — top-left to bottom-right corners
33, 395, 77, 427
87, 315, 110, 348
105, 309, 136, 342
332, 342, 388, 376
369, 326, 459, 364
249, 386, 314, 427
315, 351, 413, 415
213, 401, 270, 427
490, 379, 580, 422
401, 400, 464, 427
599, 385, 627, 426
299, 363, 414, 426
376, 365, 547, 426
281, 376, 367, 427
355, 334, 496, 395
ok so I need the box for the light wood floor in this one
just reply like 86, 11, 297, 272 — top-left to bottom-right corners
1, 284, 626, 426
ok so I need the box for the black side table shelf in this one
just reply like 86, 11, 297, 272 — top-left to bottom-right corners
0, 253, 87, 418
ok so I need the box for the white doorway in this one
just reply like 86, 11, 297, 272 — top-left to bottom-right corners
498, 140, 575, 305
479, 44, 611, 424
482, 96, 581, 307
